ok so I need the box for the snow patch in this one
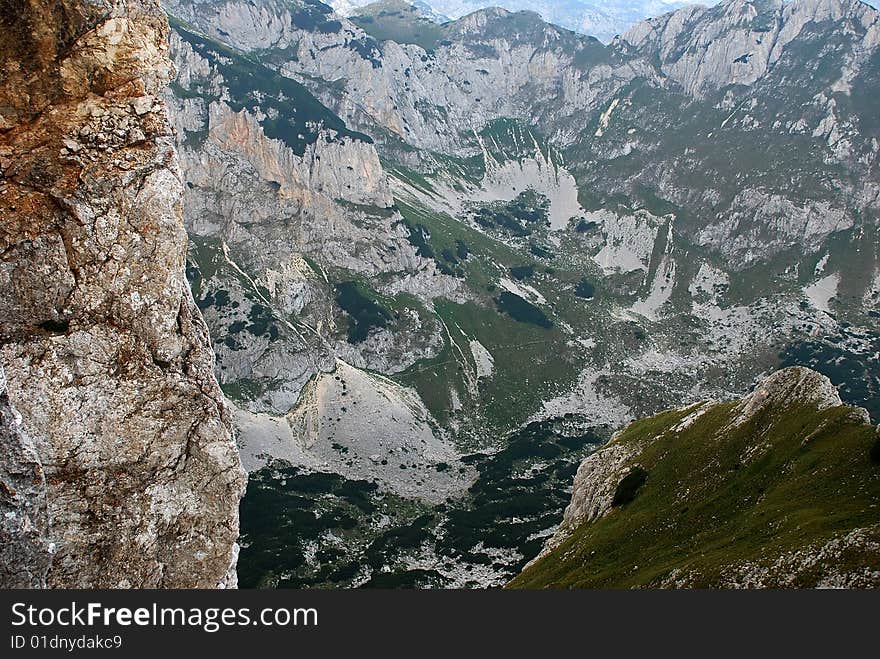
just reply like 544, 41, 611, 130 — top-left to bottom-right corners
595, 97, 620, 137
478, 156, 585, 231
630, 220, 676, 321
631, 255, 676, 321
592, 209, 661, 274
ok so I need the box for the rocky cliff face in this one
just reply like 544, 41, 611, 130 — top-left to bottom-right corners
0, 367, 50, 588
513, 367, 880, 588
625, 0, 880, 97
162, 0, 879, 268
0, 0, 246, 587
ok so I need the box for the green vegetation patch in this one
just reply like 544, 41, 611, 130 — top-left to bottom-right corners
574, 278, 596, 299
288, 0, 343, 33
350, 0, 445, 51
509, 265, 535, 281
495, 291, 553, 329
511, 397, 880, 588
469, 190, 551, 237
334, 281, 393, 343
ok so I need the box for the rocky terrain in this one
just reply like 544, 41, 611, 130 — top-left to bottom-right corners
332, 0, 693, 42
0, 0, 245, 587
149, 0, 880, 587
512, 367, 880, 588
2, 0, 876, 589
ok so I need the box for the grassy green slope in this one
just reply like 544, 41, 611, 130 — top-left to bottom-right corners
388, 194, 591, 438
511, 389, 880, 588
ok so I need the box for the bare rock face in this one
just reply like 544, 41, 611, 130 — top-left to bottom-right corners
731, 365, 845, 426
0, 367, 51, 588
0, 0, 246, 587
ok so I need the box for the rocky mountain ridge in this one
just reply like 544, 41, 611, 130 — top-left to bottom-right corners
333, 0, 694, 42
164, 0, 879, 267
624, 0, 880, 97
513, 366, 880, 588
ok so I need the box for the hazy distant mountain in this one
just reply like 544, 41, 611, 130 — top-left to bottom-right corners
331, 0, 695, 40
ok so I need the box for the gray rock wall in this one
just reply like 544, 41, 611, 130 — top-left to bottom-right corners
0, 0, 246, 588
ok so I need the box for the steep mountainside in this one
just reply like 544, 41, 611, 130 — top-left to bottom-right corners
159, 0, 879, 587
511, 367, 880, 588
164, 15, 469, 504
0, 0, 245, 587
164, 0, 880, 280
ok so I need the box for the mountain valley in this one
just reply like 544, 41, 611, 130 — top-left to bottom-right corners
2, 0, 877, 589
156, 0, 880, 587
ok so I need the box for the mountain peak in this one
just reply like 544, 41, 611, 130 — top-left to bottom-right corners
732, 366, 846, 426
622, 0, 880, 97
513, 366, 879, 589
443, 5, 570, 40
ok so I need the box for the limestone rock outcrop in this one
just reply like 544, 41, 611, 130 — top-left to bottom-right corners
0, 0, 246, 588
